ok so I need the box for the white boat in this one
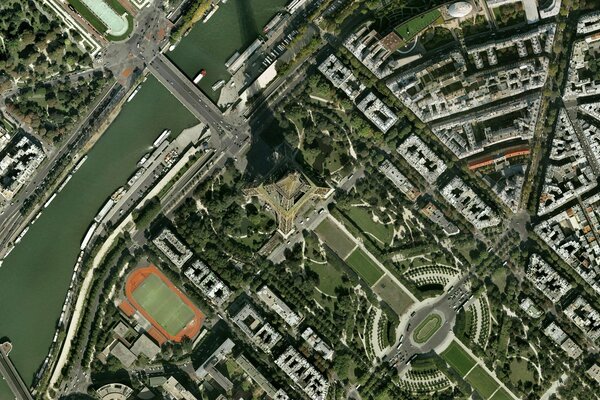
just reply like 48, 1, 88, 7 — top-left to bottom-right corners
212, 80, 226, 91
111, 187, 126, 202
127, 85, 141, 102
73, 155, 88, 172
94, 199, 115, 223
127, 167, 145, 187
44, 193, 57, 208
153, 129, 171, 148
4, 246, 13, 257
193, 69, 207, 84
80, 222, 98, 250
203, 5, 219, 23
58, 174, 72, 192
138, 153, 150, 166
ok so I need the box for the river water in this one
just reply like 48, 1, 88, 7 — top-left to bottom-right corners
0, 1, 286, 395
168, 0, 287, 102
0, 77, 196, 394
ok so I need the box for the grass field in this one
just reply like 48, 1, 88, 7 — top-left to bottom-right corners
490, 388, 513, 400
345, 248, 384, 285
315, 217, 356, 258
394, 9, 442, 42
309, 261, 344, 296
465, 366, 500, 399
413, 313, 442, 343
491, 267, 508, 292
132, 274, 195, 336
509, 358, 535, 386
345, 206, 393, 245
441, 341, 477, 376
372, 275, 414, 315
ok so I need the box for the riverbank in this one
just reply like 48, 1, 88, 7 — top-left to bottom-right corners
0, 76, 197, 387
46, 215, 133, 395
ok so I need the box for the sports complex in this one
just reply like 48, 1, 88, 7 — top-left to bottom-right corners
119, 264, 204, 345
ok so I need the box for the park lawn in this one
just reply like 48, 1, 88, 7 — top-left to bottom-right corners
323, 144, 345, 173
491, 267, 508, 292
490, 388, 513, 400
345, 206, 393, 245
441, 341, 477, 376
465, 366, 500, 399
413, 313, 442, 343
508, 358, 535, 386
309, 261, 344, 296
314, 217, 356, 258
345, 248, 384, 285
394, 9, 442, 42
372, 275, 414, 316
132, 274, 195, 336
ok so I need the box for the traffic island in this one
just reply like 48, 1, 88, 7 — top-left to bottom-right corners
412, 312, 443, 344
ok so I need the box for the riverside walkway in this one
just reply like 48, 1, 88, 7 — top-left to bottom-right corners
0, 342, 34, 400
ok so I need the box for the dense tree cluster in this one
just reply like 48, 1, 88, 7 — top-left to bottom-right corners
7, 71, 110, 141
0, 0, 91, 91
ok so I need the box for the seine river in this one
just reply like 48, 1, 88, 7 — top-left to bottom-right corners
0, 1, 285, 395
0, 77, 196, 393
168, 0, 287, 102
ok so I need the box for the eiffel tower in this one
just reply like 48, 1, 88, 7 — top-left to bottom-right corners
244, 172, 332, 237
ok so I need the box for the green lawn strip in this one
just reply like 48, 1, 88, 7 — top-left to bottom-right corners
413, 313, 442, 344
465, 365, 500, 399
132, 274, 194, 336
394, 9, 442, 42
441, 341, 477, 376
105, 0, 128, 14
314, 217, 356, 257
489, 388, 513, 400
345, 248, 384, 286
68, 0, 108, 34
345, 206, 393, 244
372, 275, 414, 316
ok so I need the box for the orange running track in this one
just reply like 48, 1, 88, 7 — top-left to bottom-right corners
124, 264, 204, 343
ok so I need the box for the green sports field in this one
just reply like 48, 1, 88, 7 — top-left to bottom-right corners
345, 248, 384, 285
465, 365, 501, 399
132, 274, 195, 336
441, 341, 477, 376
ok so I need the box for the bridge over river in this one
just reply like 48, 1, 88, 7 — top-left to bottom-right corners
0, 342, 34, 400
148, 54, 231, 132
